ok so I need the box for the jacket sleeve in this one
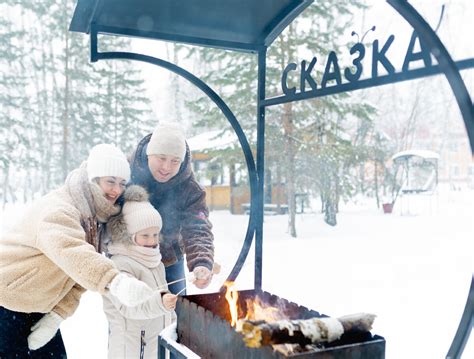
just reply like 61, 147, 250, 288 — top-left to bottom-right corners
180, 181, 214, 272
36, 207, 119, 294
52, 283, 86, 319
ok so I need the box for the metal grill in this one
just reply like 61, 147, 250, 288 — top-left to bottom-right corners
175, 289, 385, 358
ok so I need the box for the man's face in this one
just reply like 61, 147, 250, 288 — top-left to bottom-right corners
147, 154, 182, 183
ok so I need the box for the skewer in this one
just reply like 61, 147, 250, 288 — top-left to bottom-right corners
176, 287, 187, 296
167, 277, 187, 286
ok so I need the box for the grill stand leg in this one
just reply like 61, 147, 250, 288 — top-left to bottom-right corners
158, 323, 201, 359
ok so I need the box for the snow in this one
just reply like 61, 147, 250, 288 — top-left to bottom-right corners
392, 149, 441, 161
187, 130, 237, 152
1, 188, 473, 358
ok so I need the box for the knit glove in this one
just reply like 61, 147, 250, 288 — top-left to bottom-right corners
27, 312, 63, 350
193, 266, 213, 289
109, 273, 154, 307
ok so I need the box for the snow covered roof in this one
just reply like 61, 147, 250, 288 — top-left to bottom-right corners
187, 130, 238, 152
392, 149, 440, 162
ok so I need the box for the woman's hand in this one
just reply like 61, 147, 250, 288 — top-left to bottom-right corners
162, 293, 178, 310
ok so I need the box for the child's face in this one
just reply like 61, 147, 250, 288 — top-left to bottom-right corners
134, 227, 160, 248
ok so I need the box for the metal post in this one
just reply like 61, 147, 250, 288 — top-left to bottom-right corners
255, 47, 267, 290
90, 23, 98, 62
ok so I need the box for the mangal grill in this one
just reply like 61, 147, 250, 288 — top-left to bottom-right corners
167, 289, 385, 358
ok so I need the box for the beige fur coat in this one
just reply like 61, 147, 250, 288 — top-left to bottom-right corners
0, 165, 120, 318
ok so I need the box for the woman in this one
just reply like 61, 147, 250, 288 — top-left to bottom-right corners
0, 144, 154, 358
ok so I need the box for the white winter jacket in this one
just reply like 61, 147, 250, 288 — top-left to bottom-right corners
103, 250, 176, 359
102, 186, 176, 359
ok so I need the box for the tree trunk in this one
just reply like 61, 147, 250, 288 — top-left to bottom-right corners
2, 165, 9, 210
283, 101, 297, 237
61, 0, 70, 181
374, 160, 380, 208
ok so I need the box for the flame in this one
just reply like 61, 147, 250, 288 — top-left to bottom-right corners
245, 296, 285, 322
224, 281, 239, 327
224, 282, 288, 329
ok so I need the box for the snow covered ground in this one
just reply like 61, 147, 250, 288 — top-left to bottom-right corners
1, 187, 473, 358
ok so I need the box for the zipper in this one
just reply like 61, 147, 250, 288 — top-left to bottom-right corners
140, 330, 146, 359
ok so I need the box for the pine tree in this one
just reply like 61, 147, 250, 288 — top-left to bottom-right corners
0, 4, 31, 206
1, 0, 154, 199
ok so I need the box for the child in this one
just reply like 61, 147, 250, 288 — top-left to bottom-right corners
103, 185, 177, 359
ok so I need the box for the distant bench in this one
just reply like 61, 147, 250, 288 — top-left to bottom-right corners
241, 203, 289, 215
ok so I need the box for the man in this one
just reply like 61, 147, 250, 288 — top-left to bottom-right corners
130, 123, 214, 294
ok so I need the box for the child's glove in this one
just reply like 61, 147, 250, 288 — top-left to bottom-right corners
109, 273, 154, 307
193, 266, 213, 289
162, 293, 178, 311
27, 312, 63, 350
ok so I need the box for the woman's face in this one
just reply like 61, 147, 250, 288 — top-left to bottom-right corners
134, 226, 160, 248
97, 176, 127, 203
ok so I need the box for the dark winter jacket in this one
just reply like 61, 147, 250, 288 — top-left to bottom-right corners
130, 134, 214, 271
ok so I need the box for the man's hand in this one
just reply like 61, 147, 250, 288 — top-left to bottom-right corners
162, 293, 178, 310
192, 266, 213, 289
109, 273, 154, 307
27, 312, 63, 350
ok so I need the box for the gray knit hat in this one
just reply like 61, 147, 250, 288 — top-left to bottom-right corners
146, 123, 186, 161
86, 144, 130, 182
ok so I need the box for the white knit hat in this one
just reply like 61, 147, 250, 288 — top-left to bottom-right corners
122, 200, 162, 235
86, 144, 131, 182
146, 123, 186, 161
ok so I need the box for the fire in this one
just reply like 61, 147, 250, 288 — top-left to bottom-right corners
223, 282, 288, 329
245, 296, 284, 322
224, 281, 239, 327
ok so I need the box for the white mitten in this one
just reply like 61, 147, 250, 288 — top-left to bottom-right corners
27, 312, 63, 350
109, 273, 154, 307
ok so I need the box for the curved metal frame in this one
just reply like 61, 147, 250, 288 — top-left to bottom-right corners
90, 25, 258, 284
446, 275, 474, 359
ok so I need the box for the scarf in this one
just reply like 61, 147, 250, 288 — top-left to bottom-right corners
65, 162, 121, 251
107, 241, 162, 268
